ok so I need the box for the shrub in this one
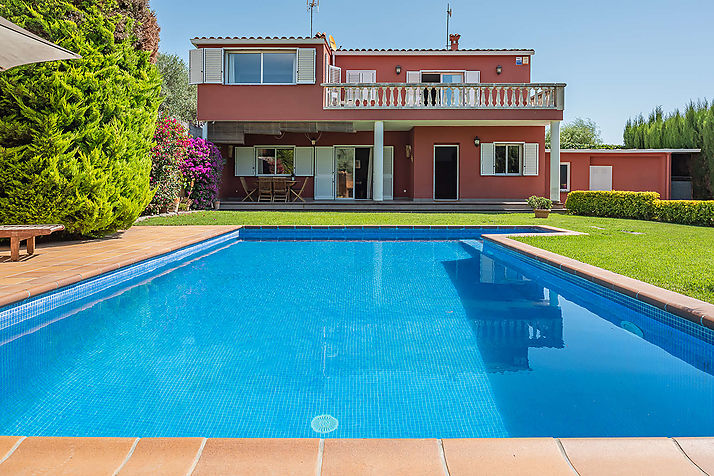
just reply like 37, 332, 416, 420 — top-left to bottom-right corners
145, 116, 190, 215
565, 191, 659, 220
181, 138, 224, 209
0, 0, 161, 237
527, 196, 553, 210
654, 200, 714, 227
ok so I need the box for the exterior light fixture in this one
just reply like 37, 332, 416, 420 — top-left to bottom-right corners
473, 137, 480, 147
395, 65, 402, 75
496, 65, 503, 75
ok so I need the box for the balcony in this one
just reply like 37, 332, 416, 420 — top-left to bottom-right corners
322, 82, 565, 111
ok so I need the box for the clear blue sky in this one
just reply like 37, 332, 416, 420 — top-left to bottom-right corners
152, 0, 713, 144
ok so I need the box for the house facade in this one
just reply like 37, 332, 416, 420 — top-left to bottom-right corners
189, 33, 567, 203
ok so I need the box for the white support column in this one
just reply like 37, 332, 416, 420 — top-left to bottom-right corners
373, 121, 384, 201
202, 122, 208, 140
550, 120, 561, 202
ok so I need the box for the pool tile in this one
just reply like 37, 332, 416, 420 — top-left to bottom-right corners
117, 437, 203, 476
191, 438, 318, 476
674, 437, 714, 474
0, 437, 135, 475
560, 438, 703, 476
442, 438, 575, 476
321, 439, 444, 476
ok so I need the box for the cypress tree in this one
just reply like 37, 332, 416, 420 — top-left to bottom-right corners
0, 0, 161, 237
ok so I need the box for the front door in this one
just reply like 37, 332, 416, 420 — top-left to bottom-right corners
335, 147, 372, 199
434, 145, 458, 200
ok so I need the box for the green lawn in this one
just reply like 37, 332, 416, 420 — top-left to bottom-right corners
138, 211, 714, 304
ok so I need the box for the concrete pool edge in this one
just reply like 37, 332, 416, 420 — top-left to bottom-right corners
482, 233, 714, 331
0, 436, 712, 475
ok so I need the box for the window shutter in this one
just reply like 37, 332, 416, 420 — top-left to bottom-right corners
523, 143, 539, 176
328, 65, 341, 83
406, 71, 420, 83
346, 71, 361, 83
294, 147, 314, 176
203, 48, 223, 84
383, 146, 394, 200
296, 48, 316, 84
189, 49, 204, 84
314, 146, 335, 199
234, 147, 256, 176
480, 143, 495, 176
465, 71, 480, 83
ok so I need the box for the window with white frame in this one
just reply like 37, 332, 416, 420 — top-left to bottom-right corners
227, 52, 296, 84
560, 162, 571, 191
494, 144, 523, 175
256, 147, 295, 175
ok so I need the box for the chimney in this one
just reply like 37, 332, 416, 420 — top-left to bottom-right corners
449, 34, 461, 51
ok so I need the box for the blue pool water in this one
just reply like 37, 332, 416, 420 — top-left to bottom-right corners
1, 231, 713, 438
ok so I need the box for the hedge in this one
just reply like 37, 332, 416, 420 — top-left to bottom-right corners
565, 191, 660, 220
565, 191, 714, 226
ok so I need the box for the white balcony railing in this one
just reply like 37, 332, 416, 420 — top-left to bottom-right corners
322, 82, 565, 110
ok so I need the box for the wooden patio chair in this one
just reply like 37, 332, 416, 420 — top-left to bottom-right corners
257, 177, 273, 202
272, 177, 289, 202
290, 177, 308, 202
239, 176, 257, 202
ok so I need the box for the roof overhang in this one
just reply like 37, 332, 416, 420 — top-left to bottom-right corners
334, 49, 535, 56
191, 37, 327, 47
548, 149, 701, 154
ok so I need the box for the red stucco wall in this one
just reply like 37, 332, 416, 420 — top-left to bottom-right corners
411, 126, 548, 199
550, 151, 671, 202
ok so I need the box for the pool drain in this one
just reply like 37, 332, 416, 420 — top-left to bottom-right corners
311, 414, 338, 434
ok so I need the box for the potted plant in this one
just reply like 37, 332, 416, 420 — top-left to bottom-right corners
527, 195, 553, 218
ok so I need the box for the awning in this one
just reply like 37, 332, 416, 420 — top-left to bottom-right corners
0, 15, 81, 71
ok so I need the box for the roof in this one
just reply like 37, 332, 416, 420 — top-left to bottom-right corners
191, 36, 327, 46
334, 48, 535, 56
547, 149, 701, 154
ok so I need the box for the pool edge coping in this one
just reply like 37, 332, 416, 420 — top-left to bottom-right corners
482, 232, 714, 331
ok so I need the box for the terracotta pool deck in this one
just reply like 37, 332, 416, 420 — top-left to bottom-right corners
1, 225, 713, 474
0, 436, 712, 475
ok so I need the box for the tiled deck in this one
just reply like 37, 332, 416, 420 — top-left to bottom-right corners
0, 436, 711, 475
1, 225, 713, 474
0, 225, 240, 308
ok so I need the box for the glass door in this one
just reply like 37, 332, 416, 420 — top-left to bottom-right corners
335, 148, 355, 199
442, 73, 463, 106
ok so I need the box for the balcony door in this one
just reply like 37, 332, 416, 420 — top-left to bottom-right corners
434, 145, 459, 200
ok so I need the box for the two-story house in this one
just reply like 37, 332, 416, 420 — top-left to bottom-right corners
189, 33, 694, 206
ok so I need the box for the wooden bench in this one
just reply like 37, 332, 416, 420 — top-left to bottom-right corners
0, 225, 65, 261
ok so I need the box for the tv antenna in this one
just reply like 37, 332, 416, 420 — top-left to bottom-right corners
446, 3, 452, 49
307, 0, 319, 37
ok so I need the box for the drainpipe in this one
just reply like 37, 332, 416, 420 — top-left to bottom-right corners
373, 121, 384, 201
550, 120, 561, 203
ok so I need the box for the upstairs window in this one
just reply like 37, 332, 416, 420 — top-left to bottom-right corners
494, 144, 523, 175
227, 52, 296, 84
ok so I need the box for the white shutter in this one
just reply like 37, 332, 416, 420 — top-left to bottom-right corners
234, 147, 255, 176
296, 48, 316, 84
523, 143, 539, 176
465, 71, 480, 83
294, 147, 314, 176
189, 49, 204, 84
328, 65, 341, 83
589, 166, 613, 191
406, 71, 420, 83
346, 71, 361, 83
203, 48, 223, 84
383, 146, 394, 200
314, 146, 334, 199
480, 143, 495, 176
464, 70, 480, 106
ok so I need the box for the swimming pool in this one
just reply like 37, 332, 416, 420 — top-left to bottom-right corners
0, 227, 712, 438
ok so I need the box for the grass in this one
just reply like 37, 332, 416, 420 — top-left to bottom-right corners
138, 211, 714, 304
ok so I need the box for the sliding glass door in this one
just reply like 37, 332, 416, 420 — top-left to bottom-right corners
335, 148, 355, 199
